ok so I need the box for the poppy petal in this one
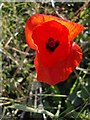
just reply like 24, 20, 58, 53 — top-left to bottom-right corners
25, 22, 37, 50
32, 20, 70, 67
25, 14, 84, 50
43, 14, 84, 41
25, 14, 46, 50
34, 42, 82, 85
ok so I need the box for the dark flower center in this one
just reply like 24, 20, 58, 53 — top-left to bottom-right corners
46, 37, 60, 52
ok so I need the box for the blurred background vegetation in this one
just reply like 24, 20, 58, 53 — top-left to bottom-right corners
1, 1, 90, 120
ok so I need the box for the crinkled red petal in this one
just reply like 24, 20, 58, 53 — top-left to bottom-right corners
32, 20, 70, 67
34, 42, 82, 85
25, 14, 84, 50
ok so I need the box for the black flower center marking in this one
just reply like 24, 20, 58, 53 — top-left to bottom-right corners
46, 37, 60, 52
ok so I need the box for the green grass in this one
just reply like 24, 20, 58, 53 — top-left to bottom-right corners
1, 2, 90, 120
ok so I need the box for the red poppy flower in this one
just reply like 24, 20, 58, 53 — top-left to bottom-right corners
25, 14, 84, 85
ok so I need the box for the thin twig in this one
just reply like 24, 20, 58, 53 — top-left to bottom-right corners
33, 93, 67, 97
5, 103, 55, 119
5, 45, 30, 56
63, 98, 89, 118
74, 70, 90, 97
51, 0, 65, 19
72, 0, 90, 22
1, 47, 19, 65
76, 67, 90, 74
